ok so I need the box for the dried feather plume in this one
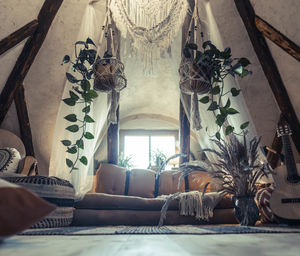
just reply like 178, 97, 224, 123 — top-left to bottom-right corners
178, 134, 272, 196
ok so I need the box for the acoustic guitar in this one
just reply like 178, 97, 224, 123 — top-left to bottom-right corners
269, 123, 300, 220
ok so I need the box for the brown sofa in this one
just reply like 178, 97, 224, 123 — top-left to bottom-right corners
72, 164, 237, 226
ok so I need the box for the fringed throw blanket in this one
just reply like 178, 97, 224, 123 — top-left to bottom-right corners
158, 191, 223, 227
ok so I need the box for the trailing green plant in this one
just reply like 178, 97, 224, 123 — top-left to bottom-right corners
61, 37, 98, 173
183, 40, 252, 140
118, 152, 133, 169
151, 149, 167, 168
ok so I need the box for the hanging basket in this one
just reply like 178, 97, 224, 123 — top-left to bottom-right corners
93, 57, 127, 93
179, 58, 211, 95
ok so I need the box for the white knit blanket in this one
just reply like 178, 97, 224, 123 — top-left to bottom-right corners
158, 191, 223, 227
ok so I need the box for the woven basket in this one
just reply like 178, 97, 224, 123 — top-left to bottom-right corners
94, 57, 127, 93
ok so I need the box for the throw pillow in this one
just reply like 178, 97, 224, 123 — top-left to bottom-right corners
0, 148, 21, 173
0, 178, 56, 240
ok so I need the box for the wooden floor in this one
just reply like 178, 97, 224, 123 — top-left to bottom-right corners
1, 233, 300, 256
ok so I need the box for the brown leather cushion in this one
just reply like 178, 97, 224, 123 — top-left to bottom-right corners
72, 208, 237, 226
188, 171, 213, 192
75, 192, 233, 210
92, 164, 126, 195
0, 178, 56, 239
128, 169, 156, 198
158, 171, 185, 195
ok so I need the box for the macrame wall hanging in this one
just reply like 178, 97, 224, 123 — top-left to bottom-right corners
179, 0, 208, 130
110, 0, 189, 73
93, 0, 127, 123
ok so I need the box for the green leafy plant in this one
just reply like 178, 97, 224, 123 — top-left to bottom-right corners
118, 152, 133, 169
151, 149, 167, 168
183, 41, 252, 139
61, 38, 98, 172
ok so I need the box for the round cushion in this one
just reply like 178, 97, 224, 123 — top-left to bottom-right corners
0, 148, 21, 173
2, 175, 76, 228
0, 129, 26, 158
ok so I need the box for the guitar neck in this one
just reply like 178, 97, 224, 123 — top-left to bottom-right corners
282, 135, 298, 179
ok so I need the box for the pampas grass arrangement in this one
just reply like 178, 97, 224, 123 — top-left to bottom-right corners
178, 134, 272, 196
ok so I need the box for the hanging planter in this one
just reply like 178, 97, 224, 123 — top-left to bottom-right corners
93, 55, 126, 93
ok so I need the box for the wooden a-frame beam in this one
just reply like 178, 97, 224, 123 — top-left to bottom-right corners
0, 20, 38, 56
234, 0, 300, 154
0, 0, 64, 125
255, 16, 300, 62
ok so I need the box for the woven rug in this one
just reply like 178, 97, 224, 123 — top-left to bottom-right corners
19, 225, 300, 236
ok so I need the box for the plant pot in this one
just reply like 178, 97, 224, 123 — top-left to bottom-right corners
232, 195, 259, 226
93, 57, 126, 93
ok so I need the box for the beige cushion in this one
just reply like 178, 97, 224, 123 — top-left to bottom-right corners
0, 129, 26, 158
72, 208, 237, 226
92, 164, 126, 195
128, 169, 156, 198
0, 148, 22, 173
0, 178, 56, 239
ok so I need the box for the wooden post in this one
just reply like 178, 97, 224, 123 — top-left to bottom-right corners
0, 0, 64, 125
234, 0, 300, 154
0, 20, 38, 56
107, 106, 119, 164
14, 84, 35, 157
255, 16, 300, 62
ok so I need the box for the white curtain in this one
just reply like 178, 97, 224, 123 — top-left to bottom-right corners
49, 1, 111, 199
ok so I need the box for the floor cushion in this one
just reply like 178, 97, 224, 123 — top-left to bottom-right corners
0, 178, 55, 240
1, 175, 75, 228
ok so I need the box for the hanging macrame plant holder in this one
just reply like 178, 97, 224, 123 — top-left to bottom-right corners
179, 0, 211, 131
93, 1, 127, 123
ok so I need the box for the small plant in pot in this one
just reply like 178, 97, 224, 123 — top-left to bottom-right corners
178, 134, 272, 226
179, 40, 252, 139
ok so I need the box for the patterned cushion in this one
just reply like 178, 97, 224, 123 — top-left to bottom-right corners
0, 148, 21, 173
1, 175, 76, 228
255, 184, 275, 223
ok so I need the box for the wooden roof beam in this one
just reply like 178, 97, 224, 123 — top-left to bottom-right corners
234, 0, 300, 154
255, 15, 300, 62
0, 0, 64, 125
0, 20, 38, 56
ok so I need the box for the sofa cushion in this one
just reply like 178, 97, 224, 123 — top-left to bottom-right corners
158, 171, 185, 196
93, 164, 126, 195
75, 192, 233, 210
128, 169, 156, 198
72, 208, 237, 226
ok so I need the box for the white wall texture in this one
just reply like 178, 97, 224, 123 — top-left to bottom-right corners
0, 0, 299, 175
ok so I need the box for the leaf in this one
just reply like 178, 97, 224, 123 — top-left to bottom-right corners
216, 131, 221, 141
199, 96, 210, 104
225, 125, 234, 135
183, 47, 192, 58
210, 86, 220, 95
241, 69, 251, 78
61, 140, 71, 146
64, 114, 77, 122
63, 98, 76, 106
75, 41, 87, 48
76, 139, 84, 149
240, 121, 249, 130
219, 107, 227, 117
195, 51, 203, 63
185, 43, 198, 50
81, 80, 90, 91
69, 91, 79, 101
216, 114, 226, 127
233, 64, 243, 75
66, 125, 79, 133
86, 37, 96, 46
88, 90, 98, 99
239, 57, 251, 67
227, 108, 239, 115
67, 146, 77, 154
79, 156, 88, 165
66, 158, 73, 168
61, 55, 70, 65
207, 101, 218, 111
75, 63, 87, 73
82, 105, 90, 113
84, 115, 95, 123
202, 41, 212, 49
231, 88, 241, 97
84, 132, 94, 139
66, 73, 78, 84
220, 48, 231, 59
224, 98, 231, 108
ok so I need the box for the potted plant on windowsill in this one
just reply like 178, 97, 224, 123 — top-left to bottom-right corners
179, 40, 252, 139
